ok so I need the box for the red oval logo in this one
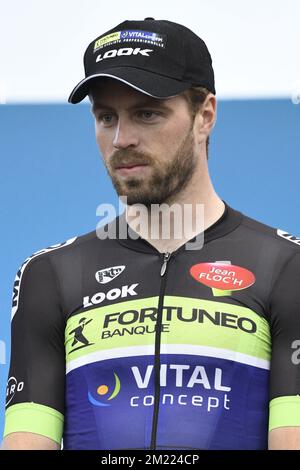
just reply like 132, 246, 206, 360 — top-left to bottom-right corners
190, 263, 255, 291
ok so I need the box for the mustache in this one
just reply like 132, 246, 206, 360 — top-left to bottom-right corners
110, 150, 154, 169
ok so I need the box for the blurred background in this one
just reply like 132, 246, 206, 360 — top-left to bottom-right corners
0, 0, 299, 440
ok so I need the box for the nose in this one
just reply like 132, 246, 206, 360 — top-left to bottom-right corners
113, 117, 139, 149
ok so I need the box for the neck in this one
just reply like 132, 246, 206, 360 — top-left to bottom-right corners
125, 157, 224, 253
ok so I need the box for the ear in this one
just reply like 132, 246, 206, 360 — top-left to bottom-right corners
194, 94, 217, 142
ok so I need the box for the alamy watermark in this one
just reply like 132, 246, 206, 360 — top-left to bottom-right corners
96, 196, 205, 251
0, 80, 7, 105
0, 340, 6, 365
291, 84, 300, 105
291, 339, 300, 365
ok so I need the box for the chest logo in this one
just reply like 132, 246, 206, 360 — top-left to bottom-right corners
95, 265, 125, 284
190, 261, 255, 296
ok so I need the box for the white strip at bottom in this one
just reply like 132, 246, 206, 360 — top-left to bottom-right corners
66, 344, 270, 374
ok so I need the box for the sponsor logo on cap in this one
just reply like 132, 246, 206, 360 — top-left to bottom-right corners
94, 32, 121, 51
96, 47, 154, 63
94, 30, 166, 52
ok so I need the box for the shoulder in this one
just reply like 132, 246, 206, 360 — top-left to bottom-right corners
238, 209, 300, 256
11, 229, 99, 320
15, 229, 98, 275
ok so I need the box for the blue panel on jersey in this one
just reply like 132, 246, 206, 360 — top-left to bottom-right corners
63, 354, 269, 450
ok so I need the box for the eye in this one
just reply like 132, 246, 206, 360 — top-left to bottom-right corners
97, 113, 115, 125
138, 110, 159, 121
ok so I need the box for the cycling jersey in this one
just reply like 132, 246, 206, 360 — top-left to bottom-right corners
4, 202, 300, 449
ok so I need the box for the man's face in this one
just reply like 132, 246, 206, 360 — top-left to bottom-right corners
90, 79, 197, 206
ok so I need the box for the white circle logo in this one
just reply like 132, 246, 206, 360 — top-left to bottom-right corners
6, 377, 24, 406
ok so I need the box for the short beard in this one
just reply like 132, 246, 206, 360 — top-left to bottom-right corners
106, 123, 196, 207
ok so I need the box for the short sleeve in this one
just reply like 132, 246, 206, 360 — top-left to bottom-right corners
4, 254, 65, 444
268, 252, 300, 430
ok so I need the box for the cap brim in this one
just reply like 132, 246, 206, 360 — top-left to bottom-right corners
68, 67, 192, 104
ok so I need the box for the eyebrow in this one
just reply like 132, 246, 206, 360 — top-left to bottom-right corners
91, 98, 173, 115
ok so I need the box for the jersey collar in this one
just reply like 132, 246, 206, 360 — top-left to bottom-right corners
112, 201, 243, 254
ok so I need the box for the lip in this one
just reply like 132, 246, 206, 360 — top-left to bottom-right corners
115, 164, 149, 176
115, 163, 148, 169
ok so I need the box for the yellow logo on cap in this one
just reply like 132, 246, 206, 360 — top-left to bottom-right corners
94, 32, 121, 50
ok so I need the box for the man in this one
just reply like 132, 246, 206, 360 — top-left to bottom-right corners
3, 18, 300, 450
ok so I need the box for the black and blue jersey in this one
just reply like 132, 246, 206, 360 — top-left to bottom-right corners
4, 203, 300, 449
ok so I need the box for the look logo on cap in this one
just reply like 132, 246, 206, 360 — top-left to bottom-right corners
68, 18, 215, 104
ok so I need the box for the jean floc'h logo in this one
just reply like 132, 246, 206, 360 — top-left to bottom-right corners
190, 261, 256, 297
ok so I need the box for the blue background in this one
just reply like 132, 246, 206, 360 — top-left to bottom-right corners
0, 99, 299, 439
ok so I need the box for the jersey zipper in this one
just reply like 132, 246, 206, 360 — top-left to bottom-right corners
150, 251, 171, 450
